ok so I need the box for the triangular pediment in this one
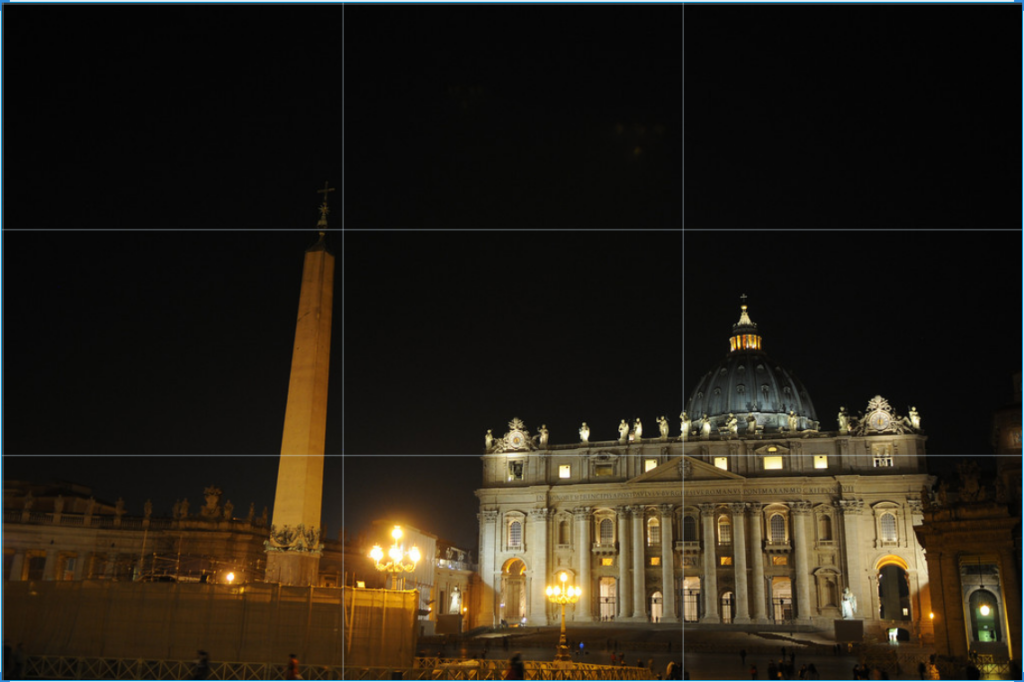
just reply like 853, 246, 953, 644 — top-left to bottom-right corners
629, 456, 745, 483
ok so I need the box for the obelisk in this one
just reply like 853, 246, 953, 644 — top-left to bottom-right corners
265, 184, 335, 586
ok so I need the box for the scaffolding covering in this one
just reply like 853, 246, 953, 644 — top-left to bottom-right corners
4, 581, 417, 668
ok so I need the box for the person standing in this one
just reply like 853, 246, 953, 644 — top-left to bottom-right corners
193, 650, 210, 680
286, 653, 300, 680
506, 652, 524, 680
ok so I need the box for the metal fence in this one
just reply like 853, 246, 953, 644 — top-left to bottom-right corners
22, 655, 650, 680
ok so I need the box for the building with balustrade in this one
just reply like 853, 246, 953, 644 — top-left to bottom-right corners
475, 303, 935, 637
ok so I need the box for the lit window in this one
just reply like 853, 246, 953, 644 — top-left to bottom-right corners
508, 461, 524, 481
601, 558, 614, 566
559, 464, 571, 479
599, 519, 614, 544
647, 517, 661, 546
880, 513, 897, 542
718, 516, 732, 545
714, 457, 728, 470
814, 455, 828, 469
720, 556, 733, 566
772, 556, 788, 566
509, 521, 522, 547
645, 459, 658, 472
595, 464, 613, 477
873, 456, 893, 468
764, 456, 783, 470
770, 514, 786, 542
650, 557, 661, 566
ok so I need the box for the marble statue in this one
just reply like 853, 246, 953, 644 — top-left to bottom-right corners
680, 412, 690, 441
485, 429, 493, 449
908, 406, 921, 431
700, 414, 711, 439
538, 425, 549, 447
657, 415, 669, 440
618, 419, 629, 442
841, 587, 857, 619
579, 422, 590, 443
633, 418, 643, 439
247, 502, 256, 524
837, 407, 849, 432
746, 413, 757, 434
787, 411, 798, 432
143, 500, 153, 520
223, 500, 234, 520
172, 499, 181, 519
726, 413, 738, 437
179, 498, 190, 519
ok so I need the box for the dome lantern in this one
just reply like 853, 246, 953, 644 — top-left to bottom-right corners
730, 295, 762, 352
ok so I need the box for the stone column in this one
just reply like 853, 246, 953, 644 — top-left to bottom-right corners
659, 504, 678, 621
8, 551, 25, 582
791, 501, 813, 623
616, 506, 632, 619
838, 499, 866, 616
939, 551, 968, 658
574, 507, 593, 622
699, 503, 720, 623
478, 510, 499, 628
998, 548, 1021, 668
748, 503, 768, 623
729, 502, 751, 623
630, 505, 646, 620
528, 509, 550, 626
42, 549, 58, 581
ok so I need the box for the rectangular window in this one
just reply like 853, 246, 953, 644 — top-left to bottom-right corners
772, 556, 788, 566
763, 456, 783, 470
508, 460, 524, 480
720, 556, 733, 566
873, 457, 893, 468
595, 464, 613, 477
714, 457, 728, 470
601, 558, 614, 566
559, 464, 571, 479
650, 557, 661, 566
644, 459, 658, 472
813, 455, 828, 469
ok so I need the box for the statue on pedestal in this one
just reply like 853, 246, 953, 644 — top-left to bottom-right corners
837, 407, 849, 433
618, 419, 629, 442
579, 422, 590, 444
680, 412, 690, 441
908, 406, 921, 431
633, 418, 643, 439
485, 429, 493, 450
787, 411, 799, 432
538, 425, 549, 447
841, 587, 858, 620
746, 413, 757, 435
726, 413, 738, 437
657, 416, 669, 440
700, 414, 711, 439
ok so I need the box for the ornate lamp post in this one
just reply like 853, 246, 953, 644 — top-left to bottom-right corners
369, 526, 421, 589
545, 572, 582, 662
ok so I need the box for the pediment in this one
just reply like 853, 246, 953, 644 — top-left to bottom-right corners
629, 456, 745, 483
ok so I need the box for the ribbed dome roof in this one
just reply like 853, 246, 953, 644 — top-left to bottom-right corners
686, 301, 818, 431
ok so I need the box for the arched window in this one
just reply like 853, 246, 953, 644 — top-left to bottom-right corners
819, 515, 833, 541
880, 513, 897, 542
558, 519, 570, 545
718, 516, 732, 545
647, 517, 661, 546
770, 514, 786, 543
683, 515, 697, 542
509, 521, 522, 547
599, 518, 614, 544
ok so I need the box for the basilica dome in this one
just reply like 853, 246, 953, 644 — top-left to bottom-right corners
686, 302, 819, 432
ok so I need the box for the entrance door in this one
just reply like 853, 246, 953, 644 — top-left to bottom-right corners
651, 591, 663, 623
501, 559, 526, 624
682, 577, 701, 622
599, 577, 617, 621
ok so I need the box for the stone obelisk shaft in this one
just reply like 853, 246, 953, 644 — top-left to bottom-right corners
266, 238, 334, 586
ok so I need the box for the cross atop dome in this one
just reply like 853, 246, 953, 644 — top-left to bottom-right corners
730, 295, 762, 352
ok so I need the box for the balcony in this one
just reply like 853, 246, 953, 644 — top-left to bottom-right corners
591, 542, 618, 557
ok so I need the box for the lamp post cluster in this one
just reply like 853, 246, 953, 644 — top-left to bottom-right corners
545, 572, 582, 662
369, 525, 421, 589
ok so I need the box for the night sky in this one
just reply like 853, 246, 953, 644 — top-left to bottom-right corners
4, 7, 1020, 552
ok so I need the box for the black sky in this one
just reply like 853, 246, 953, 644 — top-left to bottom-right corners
3, 6, 1021, 552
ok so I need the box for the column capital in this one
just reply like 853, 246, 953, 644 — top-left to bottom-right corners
837, 499, 864, 515
626, 505, 645, 516
615, 505, 632, 518
478, 509, 499, 523
728, 502, 748, 515
528, 508, 550, 521
572, 506, 593, 520
658, 503, 676, 517
698, 503, 717, 516
790, 500, 813, 515
747, 502, 764, 514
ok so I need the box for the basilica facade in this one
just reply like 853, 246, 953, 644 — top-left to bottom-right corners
475, 303, 934, 636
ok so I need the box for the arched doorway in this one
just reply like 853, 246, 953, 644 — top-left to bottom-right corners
651, 591, 663, 623
876, 556, 911, 621
599, 577, 617, 621
682, 576, 701, 623
500, 558, 527, 625
969, 589, 1002, 643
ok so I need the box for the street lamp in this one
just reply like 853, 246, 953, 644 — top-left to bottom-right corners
545, 571, 582, 662
369, 525, 421, 589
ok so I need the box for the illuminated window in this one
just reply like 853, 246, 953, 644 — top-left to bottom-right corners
873, 456, 893, 468
772, 556, 788, 566
509, 521, 522, 547
718, 516, 732, 545
599, 519, 614, 544
559, 464, 571, 479
647, 517, 661, 546
508, 460, 524, 481
595, 464, 613, 477
720, 556, 733, 566
601, 558, 614, 566
764, 456, 783, 470
770, 514, 786, 542
650, 557, 661, 566
880, 513, 897, 542
813, 455, 828, 469
644, 459, 658, 472
714, 457, 728, 471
